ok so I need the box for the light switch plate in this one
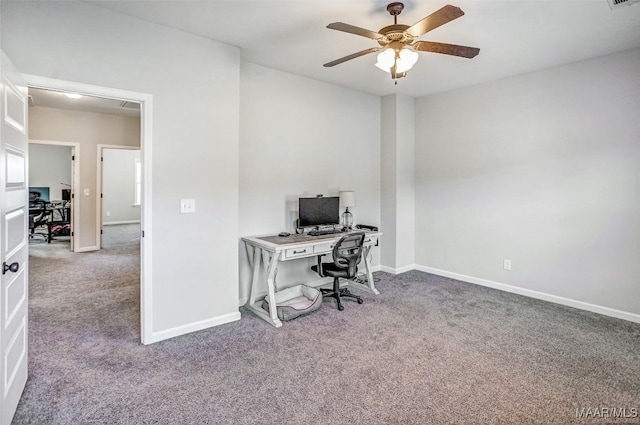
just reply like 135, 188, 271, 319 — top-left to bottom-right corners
503, 259, 512, 271
180, 199, 195, 214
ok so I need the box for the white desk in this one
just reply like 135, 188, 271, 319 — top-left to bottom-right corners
242, 230, 382, 328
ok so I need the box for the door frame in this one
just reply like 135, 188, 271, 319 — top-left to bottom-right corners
96, 144, 141, 248
28, 139, 79, 252
23, 74, 154, 345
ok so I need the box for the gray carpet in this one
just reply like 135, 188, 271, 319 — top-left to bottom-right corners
15, 228, 640, 424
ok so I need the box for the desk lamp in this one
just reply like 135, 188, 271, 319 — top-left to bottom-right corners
339, 191, 355, 229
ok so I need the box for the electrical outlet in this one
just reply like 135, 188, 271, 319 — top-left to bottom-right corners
106, 211, 110, 217
503, 259, 512, 271
180, 199, 195, 214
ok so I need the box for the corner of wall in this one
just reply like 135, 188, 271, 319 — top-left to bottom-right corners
380, 94, 416, 270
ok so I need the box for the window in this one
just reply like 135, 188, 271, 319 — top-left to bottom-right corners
134, 157, 141, 206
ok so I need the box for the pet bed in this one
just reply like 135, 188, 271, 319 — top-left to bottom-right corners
262, 284, 322, 321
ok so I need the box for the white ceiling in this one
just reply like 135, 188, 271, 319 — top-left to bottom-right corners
29, 88, 141, 117
88, 0, 640, 98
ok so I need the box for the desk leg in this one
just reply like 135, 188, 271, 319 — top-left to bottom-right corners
245, 246, 283, 328
262, 250, 281, 326
362, 245, 380, 295
245, 243, 254, 269
344, 245, 380, 295
247, 245, 261, 306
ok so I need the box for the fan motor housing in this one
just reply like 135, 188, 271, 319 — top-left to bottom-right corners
378, 24, 413, 45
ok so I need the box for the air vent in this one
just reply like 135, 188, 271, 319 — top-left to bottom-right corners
120, 101, 140, 110
607, 0, 640, 9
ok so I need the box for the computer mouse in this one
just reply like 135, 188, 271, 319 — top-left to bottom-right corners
278, 232, 290, 237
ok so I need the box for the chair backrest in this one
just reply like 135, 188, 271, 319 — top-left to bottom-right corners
332, 232, 366, 278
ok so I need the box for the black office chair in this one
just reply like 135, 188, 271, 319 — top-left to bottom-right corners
29, 200, 50, 241
311, 232, 365, 311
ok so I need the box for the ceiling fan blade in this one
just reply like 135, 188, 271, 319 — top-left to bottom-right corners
323, 47, 382, 67
405, 5, 465, 38
327, 22, 385, 40
413, 41, 480, 58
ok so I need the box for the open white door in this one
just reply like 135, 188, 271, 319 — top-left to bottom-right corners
0, 51, 29, 425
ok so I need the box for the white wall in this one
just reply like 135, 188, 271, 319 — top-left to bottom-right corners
29, 106, 140, 247
414, 48, 640, 316
1, 1, 241, 339
102, 148, 141, 224
239, 63, 381, 301
28, 143, 71, 201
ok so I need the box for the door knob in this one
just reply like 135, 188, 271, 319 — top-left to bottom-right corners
2, 262, 19, 275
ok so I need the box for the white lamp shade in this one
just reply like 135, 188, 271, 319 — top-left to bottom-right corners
396, 49, 419, 73
375, 47, 419, 74
375, 48, 395, 72
339, 191, 356, 207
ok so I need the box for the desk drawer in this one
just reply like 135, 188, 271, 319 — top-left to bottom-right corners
313, 242, 335, 255
314, 236, 376, 255
363, 236, 378, 246
284, 246, 312, 259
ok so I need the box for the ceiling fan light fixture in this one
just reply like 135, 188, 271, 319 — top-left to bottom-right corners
375, 47, 418, 74
395, 48, 419, 73
375, 48, 395, 72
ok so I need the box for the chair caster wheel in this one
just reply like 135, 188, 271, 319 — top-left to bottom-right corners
337, 304, 344, 311
357, 298, 363, 304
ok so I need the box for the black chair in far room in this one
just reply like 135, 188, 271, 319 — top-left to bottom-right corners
28, 199, 50, 241
311, 232, 365, 311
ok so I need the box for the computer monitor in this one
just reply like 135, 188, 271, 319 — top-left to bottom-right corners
29, 187, 50, 202
298, 196, 340, 228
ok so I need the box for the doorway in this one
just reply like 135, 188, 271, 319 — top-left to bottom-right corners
28, 140, 79, 251
24, 75, 153, 345
98, 146, 142, 249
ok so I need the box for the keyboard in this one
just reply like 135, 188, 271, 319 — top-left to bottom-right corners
308, 229, 343, 236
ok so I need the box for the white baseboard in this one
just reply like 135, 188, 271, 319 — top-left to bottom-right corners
74, 245, 99, 253
103, 220, 141, 226
380, 264, 415, 275
415, 265, 640, 324
147, 311, 241, 344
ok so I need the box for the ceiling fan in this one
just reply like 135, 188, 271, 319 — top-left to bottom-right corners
323, 3, 480, 82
